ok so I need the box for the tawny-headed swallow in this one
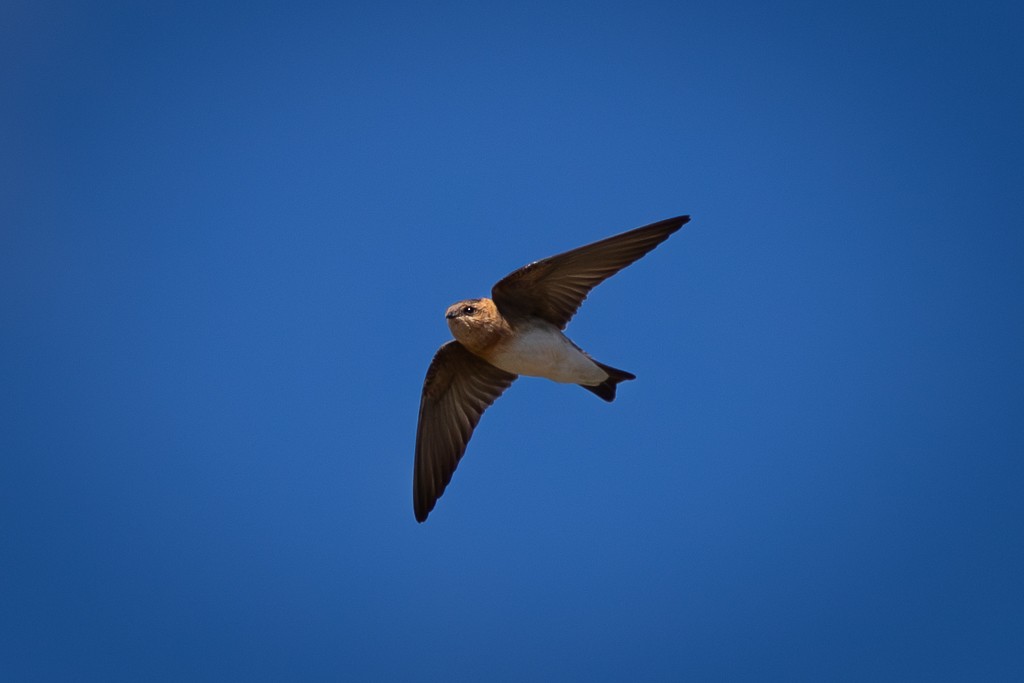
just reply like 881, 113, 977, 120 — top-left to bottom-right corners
414, 215, 690, 522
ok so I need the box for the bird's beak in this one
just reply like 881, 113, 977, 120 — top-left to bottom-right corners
445, 310, 457, 319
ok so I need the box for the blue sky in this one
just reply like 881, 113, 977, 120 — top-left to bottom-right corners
2, 1, 1022, 680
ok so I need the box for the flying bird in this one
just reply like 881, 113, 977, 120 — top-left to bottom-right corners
413, 215, 690, 522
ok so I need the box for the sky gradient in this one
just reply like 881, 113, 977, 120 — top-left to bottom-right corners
3, 1, 1023, 680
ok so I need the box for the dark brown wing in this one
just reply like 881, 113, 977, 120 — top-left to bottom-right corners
413, 341, 517, 523
491, 215, 690, 329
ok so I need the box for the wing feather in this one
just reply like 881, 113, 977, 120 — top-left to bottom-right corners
413, 341, 517, 522
491, 215, 689, 328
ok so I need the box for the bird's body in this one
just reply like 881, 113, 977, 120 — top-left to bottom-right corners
413, 215, 691, 522
487, 320, 607, 385
447, 301, 607, 385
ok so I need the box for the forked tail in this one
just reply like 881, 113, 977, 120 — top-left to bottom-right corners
580, 361, 636, 402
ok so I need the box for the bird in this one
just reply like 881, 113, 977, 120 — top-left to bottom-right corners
413, 215, 690, 522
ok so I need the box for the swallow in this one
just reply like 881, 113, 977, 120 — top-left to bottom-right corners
413, 215, 690, 522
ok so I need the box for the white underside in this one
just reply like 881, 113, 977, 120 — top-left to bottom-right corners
487, 323, 608, 385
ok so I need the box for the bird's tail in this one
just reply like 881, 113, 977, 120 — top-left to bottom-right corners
580, 361, 636, 402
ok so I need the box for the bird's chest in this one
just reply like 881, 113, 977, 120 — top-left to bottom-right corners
486, 326, 603, 384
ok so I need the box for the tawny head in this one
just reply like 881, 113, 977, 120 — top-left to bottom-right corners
444, 298, 510, 353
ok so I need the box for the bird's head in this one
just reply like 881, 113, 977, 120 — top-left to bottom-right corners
444, 298, 507, 352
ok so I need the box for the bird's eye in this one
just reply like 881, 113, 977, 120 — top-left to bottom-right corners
462, 306, 475, 315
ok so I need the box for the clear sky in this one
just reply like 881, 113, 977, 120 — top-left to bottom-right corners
3, 1, 1022, 680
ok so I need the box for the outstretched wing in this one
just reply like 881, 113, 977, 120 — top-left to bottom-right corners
413, 341, 517, 522
491, 215, 689, 329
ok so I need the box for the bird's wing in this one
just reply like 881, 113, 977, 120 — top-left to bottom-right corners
491, 215, 689, 329
413, 341, 517, 522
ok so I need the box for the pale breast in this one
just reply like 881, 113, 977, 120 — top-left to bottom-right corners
484, 323, 607, 384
